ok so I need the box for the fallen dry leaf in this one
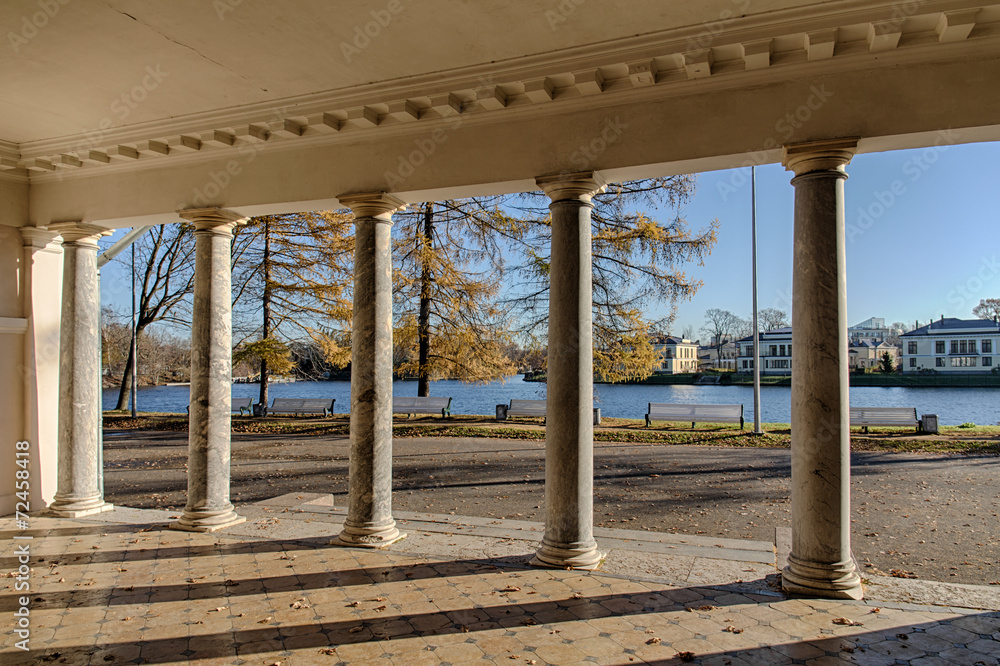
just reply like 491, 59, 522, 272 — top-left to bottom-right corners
832, 617, 863, 626
889, 569, 918, 579
724, 626, 743, 634
646, 637, 661, 645
676, 651, 695, 662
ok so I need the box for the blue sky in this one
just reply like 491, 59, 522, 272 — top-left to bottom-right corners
101, 141, 1000, 341
665, 141, 1000, 339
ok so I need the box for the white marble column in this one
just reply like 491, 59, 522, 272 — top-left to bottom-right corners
533, 172, 605, 570
172, 209, 246, 532
47, 223, 113, 517
782, 139, 863, 600
335, 192, 406, 547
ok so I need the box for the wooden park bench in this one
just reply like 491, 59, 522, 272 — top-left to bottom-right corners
264, 398, 335, 417
645, 403, 745, 429
187, 396, 255, 416
500, 399, 602, 425
849, 406, 920, 433
393, 396, 452, 418
506, 399, 547, 420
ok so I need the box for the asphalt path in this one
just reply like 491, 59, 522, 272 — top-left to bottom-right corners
102, 430, 1000, 586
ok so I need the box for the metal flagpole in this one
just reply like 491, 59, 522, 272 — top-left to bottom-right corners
751, 166, 762, 434
131, 243, 138, 417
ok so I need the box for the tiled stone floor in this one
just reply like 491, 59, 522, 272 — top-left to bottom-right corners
2, 497, 999, 665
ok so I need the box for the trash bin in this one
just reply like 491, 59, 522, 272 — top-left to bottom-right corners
496, 404, 508, 421
920, 414, 938, 434
593, 408, 601, 425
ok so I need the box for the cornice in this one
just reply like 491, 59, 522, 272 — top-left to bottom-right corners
8, 3, 1000, 185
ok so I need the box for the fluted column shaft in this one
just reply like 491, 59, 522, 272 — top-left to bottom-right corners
782, 139, 863, 600
172, 209, 246, 532
533, 172, 604, 570
336, 192, 405, 547
47, 223, 113, 517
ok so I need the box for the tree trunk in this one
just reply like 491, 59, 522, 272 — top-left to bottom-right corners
115, 326, 145, 410
259, 218, 272, 409
115, 335, 135, 410
417, 203, 434, 397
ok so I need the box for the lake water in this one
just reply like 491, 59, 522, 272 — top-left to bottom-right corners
104, 377, 1000, 426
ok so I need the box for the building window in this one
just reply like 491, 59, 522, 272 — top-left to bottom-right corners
936, 357, 945, 367
969, 340, 977, 354
936, 341, 945, 354
951, 340, 958, 354
909, 358, 916, 367
983, 340, 993, 353
950, 357, 977, 367
984, 357, 993, 367
769, 345, 777, 356
908, 341, 918, 355
960, 340, 968, 354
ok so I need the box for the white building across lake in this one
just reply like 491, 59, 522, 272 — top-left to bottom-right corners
901, 318, 1000, 373
736, 327, 793, 375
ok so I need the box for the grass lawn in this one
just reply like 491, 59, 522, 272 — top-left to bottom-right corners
103, 411, 1000, 456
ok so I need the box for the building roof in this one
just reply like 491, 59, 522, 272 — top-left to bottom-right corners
850, 317, 886, 330
901, 318, 1000, 337
736, 327, 792, 343
650, 335, 695, 345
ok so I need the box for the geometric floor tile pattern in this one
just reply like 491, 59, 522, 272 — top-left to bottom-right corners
2, 513, 999, 665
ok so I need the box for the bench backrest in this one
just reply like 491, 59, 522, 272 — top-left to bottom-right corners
647, 403, 743, 418
393, 396, 452, 408
509, 399, 546, 409
270, 398, 333, 411
232, 397, 253, 409
849, 407, 917, 421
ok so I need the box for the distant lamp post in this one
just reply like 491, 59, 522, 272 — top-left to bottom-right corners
751, 166, 762, 434
131, 243, 137, 417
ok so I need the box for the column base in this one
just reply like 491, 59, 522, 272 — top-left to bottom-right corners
532, 541, 604, 571
333, 522, 405, 548
46, 502, 114, 519
782, 555, 864, 600
170, 508, 246, 533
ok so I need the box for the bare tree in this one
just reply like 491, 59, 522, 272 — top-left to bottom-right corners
758, 307, 788, 331
972, 298, 1000, 321
109, 224, 196, 410
701, 308, 741, 361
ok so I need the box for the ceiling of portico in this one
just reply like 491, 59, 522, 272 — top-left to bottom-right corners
3, 0, 1000, 226
4, 0, 996, 147
4, 0, 810, 143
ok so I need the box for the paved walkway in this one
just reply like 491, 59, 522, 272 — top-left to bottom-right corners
3, 493, 999, 665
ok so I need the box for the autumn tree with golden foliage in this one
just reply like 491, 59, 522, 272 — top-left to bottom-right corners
506, 176, 718, 382
232, 212, 354, 408
392, 199, 529, 396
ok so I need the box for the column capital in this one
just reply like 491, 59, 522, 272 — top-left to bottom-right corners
782, 138, 859, 177
536, 171, 606, 203
338, 192, 406, 219
46, 222, 112, 247
178, 207, 246, 234
21, 227, 62, 253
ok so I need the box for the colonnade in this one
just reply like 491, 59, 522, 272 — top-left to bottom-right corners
43, 141, 864, 599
